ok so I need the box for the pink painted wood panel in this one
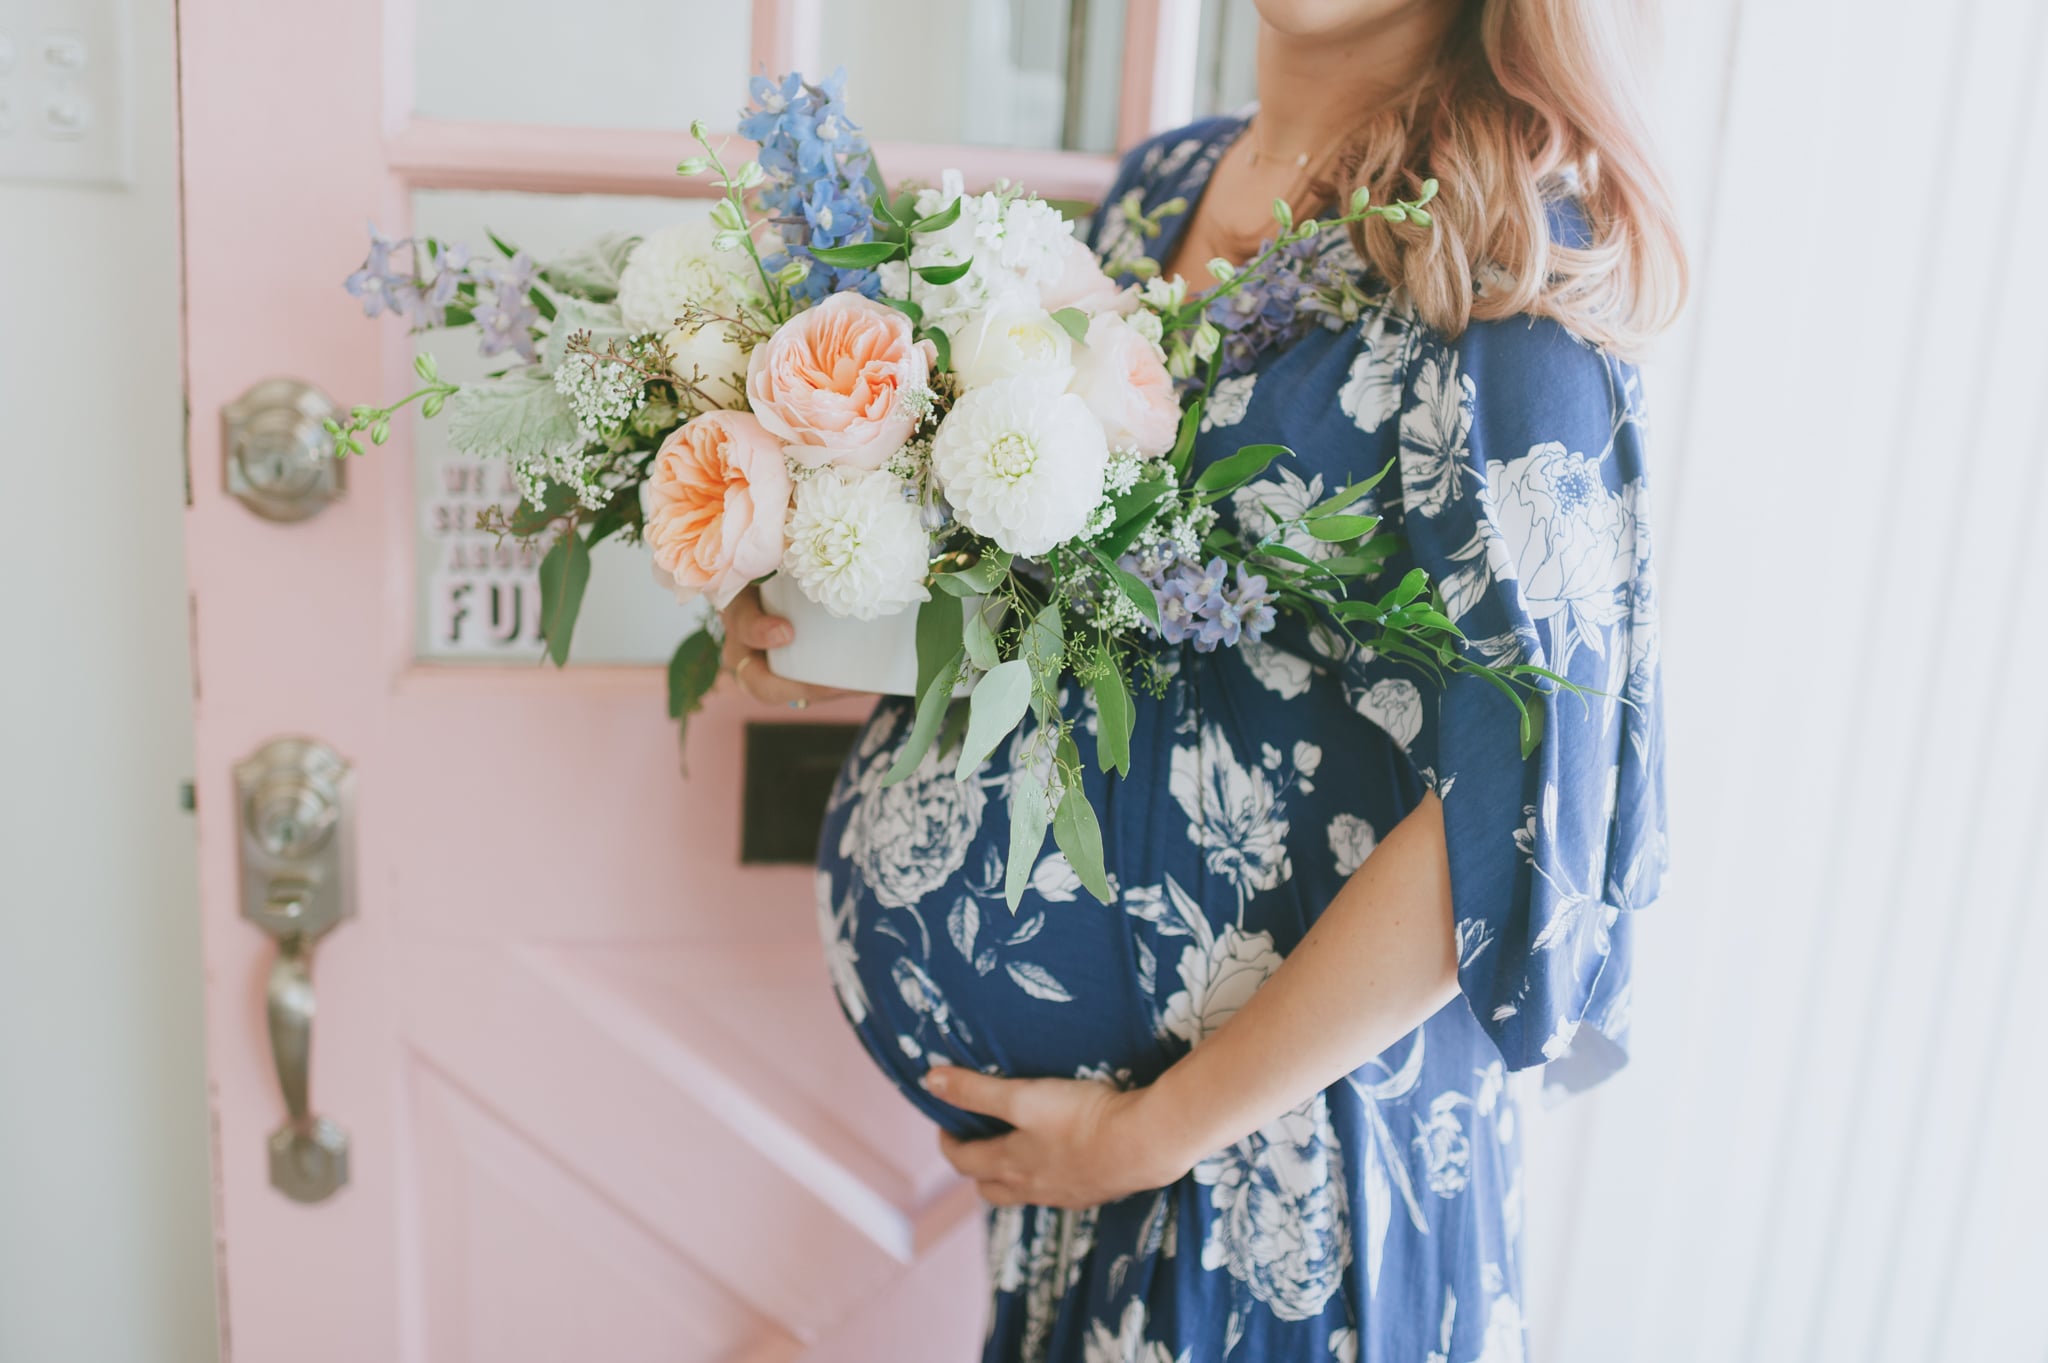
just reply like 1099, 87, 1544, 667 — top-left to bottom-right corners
178, 0, 992, 1358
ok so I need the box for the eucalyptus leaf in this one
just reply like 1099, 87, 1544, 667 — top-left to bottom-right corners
885, 647, 964, 784
915, 592, 965, 692
1020, 603, 1065, 684
950, 548, 1013, 593
1093, 647, 1132, 776
666, 626, 721, 720
1050, 307, 1090, 343
963, 604, 1001, 671
1053, 776, 1113, 905
1005, 763, 1053, 911
537, 530, 591, 667
954, 660, 1033, 780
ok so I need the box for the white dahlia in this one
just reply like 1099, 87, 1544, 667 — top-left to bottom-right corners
780, 467, 933, 619
929, 377, 1109, 556
616, 220, 748, 335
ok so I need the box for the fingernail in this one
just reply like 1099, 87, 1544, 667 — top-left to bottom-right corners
770, 624, 794, 646
920, 1064, 949, 1092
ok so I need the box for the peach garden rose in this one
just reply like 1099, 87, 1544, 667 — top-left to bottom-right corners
640, 409, 792, 610
745, 292, 934, 471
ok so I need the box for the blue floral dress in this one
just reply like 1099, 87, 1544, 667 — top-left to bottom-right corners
813, 115, 1666, 1363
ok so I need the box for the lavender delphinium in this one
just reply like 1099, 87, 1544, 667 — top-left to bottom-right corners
470, 252, 541, 362
343, 223, 423, 321
739, 68, 880, 302
344, 225, 543, 364
1201, 231, 1379, 379
1119, 544, 1281, 653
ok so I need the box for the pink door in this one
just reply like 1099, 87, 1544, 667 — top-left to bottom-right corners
179, 1, 1207, 1358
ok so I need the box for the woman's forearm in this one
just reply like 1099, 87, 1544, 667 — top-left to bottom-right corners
1133, 790, 1463, 1169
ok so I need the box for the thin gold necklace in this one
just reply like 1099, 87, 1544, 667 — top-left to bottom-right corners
1243, 116, 1310, 170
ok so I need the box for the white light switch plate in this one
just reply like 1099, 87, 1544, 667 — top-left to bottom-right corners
0, 0, 130, 186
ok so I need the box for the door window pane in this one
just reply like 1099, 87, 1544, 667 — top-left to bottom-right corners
412, 0, 753, 130
407, 190, 714, 666
1192, 0, 1259, 119
819, 0, 1127, 152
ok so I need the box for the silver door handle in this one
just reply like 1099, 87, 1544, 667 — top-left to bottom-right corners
235, 740, 355, 1204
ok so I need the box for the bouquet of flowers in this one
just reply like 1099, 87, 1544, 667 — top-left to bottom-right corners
335, 70, 1568, 909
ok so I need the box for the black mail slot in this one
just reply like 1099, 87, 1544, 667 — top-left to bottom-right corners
739, 722, 864, 865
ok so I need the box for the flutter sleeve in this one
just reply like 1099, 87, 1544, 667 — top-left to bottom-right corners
1338, 308, 1668, 1097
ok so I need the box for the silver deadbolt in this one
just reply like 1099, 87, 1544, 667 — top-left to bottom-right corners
235, 737, 354, 1203
223, 378, 345, 522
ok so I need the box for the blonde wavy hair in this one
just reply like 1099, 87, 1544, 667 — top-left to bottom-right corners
1316, 0, 1687, 358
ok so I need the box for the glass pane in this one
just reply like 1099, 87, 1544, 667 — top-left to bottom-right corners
413, 0, 752, 130
1192, 0, 1259, 120
407, 189, 715, 666
820, 0, 1127, 153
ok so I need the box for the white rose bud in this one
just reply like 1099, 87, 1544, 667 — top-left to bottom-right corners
952, 301, 1076, 390
662, 321, 748, 410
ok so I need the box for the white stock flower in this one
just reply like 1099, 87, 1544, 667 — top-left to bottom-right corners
952, 300, 1075, 390
878, 172, 1078, 336
780, 467, 932, 619
929, 377, 1108, 556
616, 220, 747, 334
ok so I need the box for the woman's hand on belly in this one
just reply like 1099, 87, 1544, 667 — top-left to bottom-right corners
923, 1064, 1197, 1210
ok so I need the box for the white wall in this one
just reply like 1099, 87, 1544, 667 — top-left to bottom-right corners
0, 0, 219, 1357
1521, 1, 2048, 1360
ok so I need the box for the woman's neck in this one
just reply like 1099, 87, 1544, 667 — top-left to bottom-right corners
1249, 2, 1461, 162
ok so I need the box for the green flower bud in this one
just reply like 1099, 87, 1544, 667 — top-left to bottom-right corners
1380, 205, 1409, 224
776, 258, 812, 286
1408, 207, 1433, 227
1271, 197, 1293, 230
709, 198, 743, 231
675, 156, 710, 178
1207, 258, 1235, 282
689, 119, 709, 141
1349, 185, 1373, 215
734, 160, 766, 190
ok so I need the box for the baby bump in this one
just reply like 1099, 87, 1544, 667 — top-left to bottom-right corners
814, 696, 1172, 1123
813, 657, 1421, 1134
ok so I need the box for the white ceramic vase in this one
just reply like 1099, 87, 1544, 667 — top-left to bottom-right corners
758, 575, 975, 698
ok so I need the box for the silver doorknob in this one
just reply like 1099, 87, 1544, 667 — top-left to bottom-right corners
234, 737, 355, 1203
222, 378, 345, 522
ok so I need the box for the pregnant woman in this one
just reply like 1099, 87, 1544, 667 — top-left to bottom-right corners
722, 0, 1680, 1357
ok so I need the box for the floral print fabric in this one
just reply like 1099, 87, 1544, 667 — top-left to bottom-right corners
813, 114, 1666, 1363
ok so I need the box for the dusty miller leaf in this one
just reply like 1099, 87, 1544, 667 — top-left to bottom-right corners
444, 367, 583, 461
